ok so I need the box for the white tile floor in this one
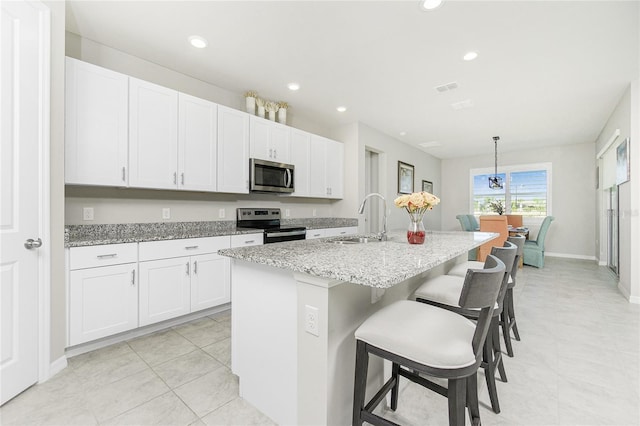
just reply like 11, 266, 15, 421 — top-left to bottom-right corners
1, 258, 639, 425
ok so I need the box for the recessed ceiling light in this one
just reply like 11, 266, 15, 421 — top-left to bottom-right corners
420, 0, 443, 10
399, 132, 407, 136
188, 35, 208, 49
463, 51, 478, 61
336, 106, 347, 112
287, 82, 300, 91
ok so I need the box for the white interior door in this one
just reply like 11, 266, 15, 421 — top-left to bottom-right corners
1, 0, 48, 405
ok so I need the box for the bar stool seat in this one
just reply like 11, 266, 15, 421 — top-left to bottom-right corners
356, 300, 477, 370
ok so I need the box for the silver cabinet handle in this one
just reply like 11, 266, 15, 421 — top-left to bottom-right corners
97, 253, 117, 259
186, 262, 190, 275
273, 149, 277, 158
193, 260, 198, 274
122, 167, 126, 181
173, 172, 177, 184
269, 148, 273, 158
181, 173, 185, 185
185, 245, 199, 250
131, 269, 136, 286
244, 240, 255, 244
24, 238, 42, 250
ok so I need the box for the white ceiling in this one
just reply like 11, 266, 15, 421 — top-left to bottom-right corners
65, 1, 639, 159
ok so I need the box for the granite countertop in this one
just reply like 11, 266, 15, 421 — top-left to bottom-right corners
218, 231, 497, 289
65, 218, 358, 248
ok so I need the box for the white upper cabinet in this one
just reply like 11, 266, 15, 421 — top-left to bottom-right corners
249, 117, 291, 163
65, 57, 129, 186
325, 138, 344, 199
217, 105, 250, 194
307, 135, 344, 199
290, 129, 311, 197
129, 78, 179, 189
178, 93, 218, 192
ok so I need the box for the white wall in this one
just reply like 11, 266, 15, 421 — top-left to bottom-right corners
64, 33, 348, 225
353, 123, 442, 233
45, 0, 66, 364
441, 142, 596, 259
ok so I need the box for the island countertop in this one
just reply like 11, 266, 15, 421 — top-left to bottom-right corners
219, 230, 497, 288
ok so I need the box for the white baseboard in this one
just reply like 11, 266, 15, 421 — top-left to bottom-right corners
545, 252, 597, 261
39, 356, 67, 383
65, 304, 230, 358
617, 283, 640, 304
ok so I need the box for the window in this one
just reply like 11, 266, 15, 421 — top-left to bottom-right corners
470, 163, 551, 217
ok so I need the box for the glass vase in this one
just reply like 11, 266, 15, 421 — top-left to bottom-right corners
407, 212, 426, 244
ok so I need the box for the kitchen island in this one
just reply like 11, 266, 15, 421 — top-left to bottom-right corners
219, 230, 497, 425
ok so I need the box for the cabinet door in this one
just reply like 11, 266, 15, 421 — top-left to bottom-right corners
65, 57, 129, 186
69, 263, 138, 346
325, 139, 344, 199
249, 117, 271, 160
129, 78, 179, 189
178, 93, 217, 192
249, 117, 290, 163
217, 105, 249, 194
290, 129, 310, 197
308, 135, 328, 197
191, 253, 230, 312
139, 257, 191, 326
270, 123, 291, 163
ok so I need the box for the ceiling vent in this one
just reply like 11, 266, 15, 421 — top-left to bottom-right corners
419, 141, 442, 148
451, 99, 474, 110
434, 81, 459, 93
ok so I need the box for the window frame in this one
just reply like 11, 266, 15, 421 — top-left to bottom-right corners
469, 162, 552, 223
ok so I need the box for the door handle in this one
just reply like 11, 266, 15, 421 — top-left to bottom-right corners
24, 238, 42, 250
193, 261, 198, 274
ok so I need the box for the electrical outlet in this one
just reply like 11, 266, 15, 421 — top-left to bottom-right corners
285, 209, 290, 217
83, 207, 94, 221
219, 208, 225, 219
312, 209, 317, 217
304, 305, 319, 336
162, 208, 171, 219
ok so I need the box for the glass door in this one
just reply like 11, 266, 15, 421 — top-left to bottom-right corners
607, 185, 619, 276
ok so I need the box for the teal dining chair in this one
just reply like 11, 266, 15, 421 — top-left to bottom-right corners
523, 216, 555, 268
456, 214, 479, 260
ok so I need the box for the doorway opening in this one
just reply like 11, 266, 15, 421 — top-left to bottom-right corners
364, 149, 381, 234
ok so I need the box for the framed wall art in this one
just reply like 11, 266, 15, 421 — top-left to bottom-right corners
616, 138, 630, 185
422, 180, 433, 194
397, 161, 414, 194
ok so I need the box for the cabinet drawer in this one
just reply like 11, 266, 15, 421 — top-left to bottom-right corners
323, 227, 358, 237
70, 243, 138, 270
230, 233, 264, 248
306, 229, 325, 239
139, 236, 230, 261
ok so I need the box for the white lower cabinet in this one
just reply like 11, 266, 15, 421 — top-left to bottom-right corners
190, 252, 230, 312
68, 244, 138, 346
138, 257, 192, 327
138, 236, 232, 327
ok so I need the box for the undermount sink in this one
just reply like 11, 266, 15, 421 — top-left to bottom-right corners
332, 237, 382, 244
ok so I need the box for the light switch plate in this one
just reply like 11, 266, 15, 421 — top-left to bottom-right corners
219, 208, 225, 219
162, 208, 171, 219
285, 209, 290, 217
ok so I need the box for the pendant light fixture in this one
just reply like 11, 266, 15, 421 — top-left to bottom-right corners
488, 136, 503, 189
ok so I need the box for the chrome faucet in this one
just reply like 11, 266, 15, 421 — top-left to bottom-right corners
358, 193, 388, 241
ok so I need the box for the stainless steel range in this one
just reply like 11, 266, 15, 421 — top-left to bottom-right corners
236, 208, 306, 244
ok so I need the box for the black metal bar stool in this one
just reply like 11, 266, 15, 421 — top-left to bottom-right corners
352, 255, 506, 426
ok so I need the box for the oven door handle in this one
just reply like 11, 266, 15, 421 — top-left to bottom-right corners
265, 230, 306, 238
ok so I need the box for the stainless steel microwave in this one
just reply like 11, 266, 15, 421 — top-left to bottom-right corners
249, 158, 294, 194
